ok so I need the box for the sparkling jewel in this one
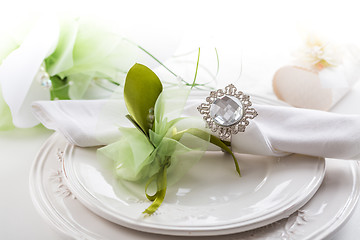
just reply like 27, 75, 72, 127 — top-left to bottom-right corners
209, 95, 243, 127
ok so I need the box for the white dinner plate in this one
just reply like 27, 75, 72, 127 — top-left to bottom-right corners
62, 144, 324, 236
58, 92, 326, 236
30, 132, 360, 240
52, 94, 325, 236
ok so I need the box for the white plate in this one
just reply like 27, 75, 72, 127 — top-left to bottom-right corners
61, 135, 324, 235
30, 132, 360, 240
58, 93, 324, 236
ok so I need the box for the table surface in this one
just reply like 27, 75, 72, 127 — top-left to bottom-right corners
1, 83, 360, 240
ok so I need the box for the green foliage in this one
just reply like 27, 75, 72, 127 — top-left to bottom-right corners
50, 75, 70, 100
124, 63, 162, 136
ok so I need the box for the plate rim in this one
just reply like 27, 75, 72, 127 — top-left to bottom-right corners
62, 138, 325, 236
29, 132, 360, 239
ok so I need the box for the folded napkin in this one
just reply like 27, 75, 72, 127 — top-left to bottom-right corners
32, 98, 360, 160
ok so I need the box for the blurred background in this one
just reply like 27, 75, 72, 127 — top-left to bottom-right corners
2, 0, 360, 94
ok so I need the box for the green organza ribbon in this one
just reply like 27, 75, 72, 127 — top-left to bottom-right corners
0, 16, 141, 129
0, 16, 206, 130
98, 64, 240, 215
45, 17, 140, 100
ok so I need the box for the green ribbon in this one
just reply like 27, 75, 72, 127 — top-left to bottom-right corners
172, 128, 240, 176
97, 64, 240, 215
143, 156, 170, 215
144, 128, 240, 215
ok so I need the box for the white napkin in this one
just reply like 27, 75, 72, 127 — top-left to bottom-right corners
32, 99, 360, 160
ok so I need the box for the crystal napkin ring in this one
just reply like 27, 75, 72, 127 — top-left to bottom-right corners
197, 84, 258, 141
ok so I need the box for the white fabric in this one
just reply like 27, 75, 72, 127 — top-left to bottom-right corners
0, 14, 59, 128
32, 99, 360, 160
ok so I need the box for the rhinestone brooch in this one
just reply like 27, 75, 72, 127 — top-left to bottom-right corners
197, 84, 258, 141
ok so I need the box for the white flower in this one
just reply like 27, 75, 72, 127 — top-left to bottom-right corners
293, 34, 343, 70
0, 14, 59, 128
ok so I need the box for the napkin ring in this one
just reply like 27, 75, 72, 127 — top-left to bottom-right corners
197, 84, 258, 141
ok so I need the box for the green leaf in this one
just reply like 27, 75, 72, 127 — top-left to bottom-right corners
124, 63, 163, 136
125, 114, 147, 136
50, 75, 70, 100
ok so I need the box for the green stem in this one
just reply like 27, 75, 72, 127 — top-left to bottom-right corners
124, 38, 207, 88
215, 47, 220, 77
104, 78, 121, 86
124, 38, 178, 78
210, 135, 241, 176
171, 128, 241, 176
191, 48, 201, 89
